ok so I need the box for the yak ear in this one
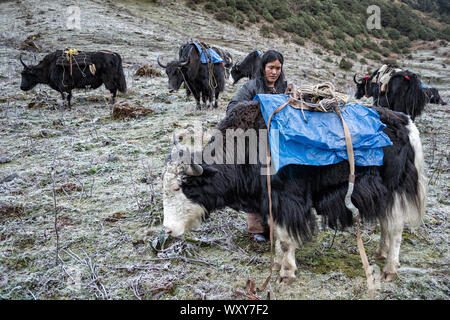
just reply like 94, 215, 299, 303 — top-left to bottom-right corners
183, 164, 218, 177
202, 166, 219, 177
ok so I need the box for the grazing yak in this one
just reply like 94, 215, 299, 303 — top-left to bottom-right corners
157, 42, 225, 109
19, 50, 126, 107
422, 86, 447, 105
354, 65, 427, 121
162, 100, 427, 283
230, 50, 263, 85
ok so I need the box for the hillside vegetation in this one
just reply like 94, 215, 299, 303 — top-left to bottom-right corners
186, 0, 449, 65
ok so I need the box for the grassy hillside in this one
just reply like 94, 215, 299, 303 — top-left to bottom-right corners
185, 0, 449, 66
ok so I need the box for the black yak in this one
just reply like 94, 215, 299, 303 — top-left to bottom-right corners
157, 42, 225, 109
20, 50, 126, 107
162, 100, 426, 284
354, 66, 427, 120
230, 50, 263, 85
423, 86, 447, 105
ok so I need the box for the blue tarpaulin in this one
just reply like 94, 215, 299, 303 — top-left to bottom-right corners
190, 42, 224, 64
254, 94, 393, 171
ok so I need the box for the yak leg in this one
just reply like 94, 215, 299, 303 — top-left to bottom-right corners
193, 90, 201, 109
207, 88, 213, 109
61, 91, 72, 108
187, 84, 201, 109
376, 217, 389, 261
272, 238, 283, 271
201, 90, 207, 109
110, 89, 117, 105
67, 91, 72, 108
274, 225, 299, 284
381, 195, 404, 281
214, 89, 220, 108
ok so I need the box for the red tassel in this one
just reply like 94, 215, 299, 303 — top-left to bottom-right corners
364, 75, 370, 80
404, 75, 410, 80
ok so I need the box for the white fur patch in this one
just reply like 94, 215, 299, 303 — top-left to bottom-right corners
162, 162, 206, 237
405, 119, 427, 226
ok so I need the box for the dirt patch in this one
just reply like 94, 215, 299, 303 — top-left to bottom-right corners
0, 202, 24, 217
135, 65, 162, 77
112, 101, 155, 119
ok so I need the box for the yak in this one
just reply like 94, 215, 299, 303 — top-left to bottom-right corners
162, 100, 427, 284
19, 50, 126, 107
423, 87, 447, 105
230, 50, 263, 85
157, 42, 225, 109
354, 67, 427, 121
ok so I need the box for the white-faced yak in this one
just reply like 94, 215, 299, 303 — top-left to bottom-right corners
162, 100, 427, 284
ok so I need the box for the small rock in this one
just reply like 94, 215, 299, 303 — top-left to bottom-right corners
0, 157, 11, 164
1, 173, 19, 184
39, 129, 50, 137
107, 155, 119, 162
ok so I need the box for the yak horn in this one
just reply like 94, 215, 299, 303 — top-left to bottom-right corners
179, 58, 189, 67
353, 74, 360, 84
157, 55, 168, 68
19, 54, 29, 69
185, 164, 203, 176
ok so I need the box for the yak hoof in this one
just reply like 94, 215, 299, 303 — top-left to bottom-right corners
375, 252, 387, 261
272, 263, 281, 271
381, 272, 398, 282
276, 276, 296, 285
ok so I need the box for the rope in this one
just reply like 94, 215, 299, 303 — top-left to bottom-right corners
262, 82, 375, 299
197, 42, 219, 91
61, 49, 89, 88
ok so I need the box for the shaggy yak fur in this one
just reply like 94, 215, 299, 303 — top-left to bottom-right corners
20, 50, 126, 107
423, 87, 447, 105
230, 50, 262, 85
163, 101, 426, 283
157, 42, 225, 109
354, 69, 428, 121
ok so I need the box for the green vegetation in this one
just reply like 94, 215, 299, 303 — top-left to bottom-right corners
339, 58, 353, 70
187, 0, 449, 62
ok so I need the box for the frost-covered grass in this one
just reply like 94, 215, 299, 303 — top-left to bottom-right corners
0, 0, 448, 300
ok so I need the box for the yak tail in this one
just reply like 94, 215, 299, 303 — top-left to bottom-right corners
398, 71, 427, 121
404, 119, 427, 226
116, 53, 127, 93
